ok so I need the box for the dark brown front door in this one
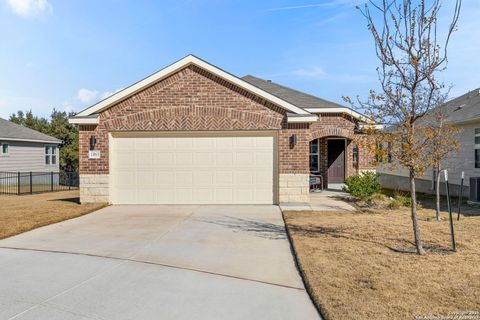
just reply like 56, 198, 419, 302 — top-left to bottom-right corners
327, 139, 345, 183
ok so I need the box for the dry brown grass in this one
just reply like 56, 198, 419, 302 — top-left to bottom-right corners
0, 191, 107, 240
284, 207, 480, 320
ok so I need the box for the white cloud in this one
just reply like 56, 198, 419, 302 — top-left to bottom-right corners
7, 0, 53, 18
77, 88, 99, 104
99, 88, 123, 101
293, 66, 327, 78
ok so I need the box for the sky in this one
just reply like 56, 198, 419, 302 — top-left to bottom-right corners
0, 0, 478, 119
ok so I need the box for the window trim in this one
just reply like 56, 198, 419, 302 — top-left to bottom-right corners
310, 139, 320, 173
45, 145, 57, 166
1, 143, 9, 156
475, 129, 480, 168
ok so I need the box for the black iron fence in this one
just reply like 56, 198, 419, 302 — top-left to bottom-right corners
0, 171, 79, 195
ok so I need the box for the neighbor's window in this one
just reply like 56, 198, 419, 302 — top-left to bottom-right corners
352, 144, 359, 167
387, 142, 393, 163
376, 143, 383, 163
310, 139, 319, 172
45, 146, 57, 165
475, 129, 480, 168
1, 143, 9, 155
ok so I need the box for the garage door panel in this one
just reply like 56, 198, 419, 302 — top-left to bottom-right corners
136, 171, 155, 185
175, 171, 193, 186
216, 152, 233, 166
154, 153, 174, 166
174, 188, 193, 203
194, 171, 214, 186
135, 138, 153, 150
155, 171, 175, 186
116, 153, 135, 167
175, 152, 194, 166
153, 138, 174, 150
115, 170, 135, 186
111, 135, 275, 204
136, 153, 154, 166
156, 188, 175, 202
194, 152, 213, 166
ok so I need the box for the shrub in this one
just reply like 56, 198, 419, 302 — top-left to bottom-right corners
343, 172, 382, 201
388, 193, 413, 209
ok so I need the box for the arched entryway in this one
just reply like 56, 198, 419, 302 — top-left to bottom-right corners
309, 128, 356, 189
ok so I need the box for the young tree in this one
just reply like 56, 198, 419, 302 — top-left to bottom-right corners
353, 0, 461, 254
424, 106, 461, 221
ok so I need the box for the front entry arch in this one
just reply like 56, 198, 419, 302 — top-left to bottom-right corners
310, 136, 349, 189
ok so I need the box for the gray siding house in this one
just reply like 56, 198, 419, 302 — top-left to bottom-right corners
0, 118, 61, 172
378, 88, 480, 197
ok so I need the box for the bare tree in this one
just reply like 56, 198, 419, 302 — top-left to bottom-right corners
351, 0, 461, 255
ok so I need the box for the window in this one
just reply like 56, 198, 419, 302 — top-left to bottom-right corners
310, 139, 319, 172
387, 142, 393, 163
475, 129, 480, 168
352, 144, 359, 167
376, 143, 383, 163
45, 146, 57, 165
1, 143, 9, 155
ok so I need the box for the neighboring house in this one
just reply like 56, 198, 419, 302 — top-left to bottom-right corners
0, 118, 61, 172
69, 55, 376, 204
378, 88, 480, 197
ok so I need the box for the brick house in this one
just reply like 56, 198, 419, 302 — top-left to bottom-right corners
69, 55, 375, 204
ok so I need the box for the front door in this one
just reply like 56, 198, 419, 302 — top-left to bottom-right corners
327, 139, 345, 184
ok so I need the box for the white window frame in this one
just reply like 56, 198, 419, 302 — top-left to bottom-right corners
475, 129, 480, 168
310, 139, 320, 173
1, 143, 9, 156
45, 145, 57, 165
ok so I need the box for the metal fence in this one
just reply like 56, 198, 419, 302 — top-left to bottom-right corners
0, 171, 79, 195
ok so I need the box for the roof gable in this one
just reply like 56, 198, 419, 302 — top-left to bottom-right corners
73, 55, 311, 120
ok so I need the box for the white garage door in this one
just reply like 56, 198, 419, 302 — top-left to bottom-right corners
111, 134, 275, 204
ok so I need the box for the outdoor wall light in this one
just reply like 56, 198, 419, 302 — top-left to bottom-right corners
89, 135, 97, 150
289, 134, 297, 148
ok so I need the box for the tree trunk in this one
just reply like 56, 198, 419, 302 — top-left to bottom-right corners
435, 166, 442, 221
410, 170, 426, 255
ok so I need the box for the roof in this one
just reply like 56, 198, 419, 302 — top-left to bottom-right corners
0, 118, 61, 144
241, 75, 346, 110
242, 75, 370, 122
70, 55, 314, 124
434, 88, 480, 124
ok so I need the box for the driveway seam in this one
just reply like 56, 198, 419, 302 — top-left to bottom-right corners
0, 246, 305, 291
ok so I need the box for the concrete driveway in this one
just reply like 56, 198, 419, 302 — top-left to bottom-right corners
0, 205, 320, 320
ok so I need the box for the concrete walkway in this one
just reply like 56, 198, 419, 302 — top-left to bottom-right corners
0, 205, 320, 320
280, 190, 356, 212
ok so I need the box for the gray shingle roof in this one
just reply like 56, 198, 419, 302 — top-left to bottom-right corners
436, 88, 480, 124
0, 118, 61, 143
241, 75, 347, 110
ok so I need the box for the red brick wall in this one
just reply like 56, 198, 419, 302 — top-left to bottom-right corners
78, 65, 372, 177
279, 122, 310, 173
79, 65, 292, 175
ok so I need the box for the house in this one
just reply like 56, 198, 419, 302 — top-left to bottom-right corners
69, 55, 375, 204
378, 88, 480, 197
0, 118, 61, 172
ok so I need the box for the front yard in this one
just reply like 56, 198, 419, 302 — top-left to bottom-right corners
0, 191, 107, 240
284, 206, 480, 320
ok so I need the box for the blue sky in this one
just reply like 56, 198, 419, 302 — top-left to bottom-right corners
0, 0, 478, 119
